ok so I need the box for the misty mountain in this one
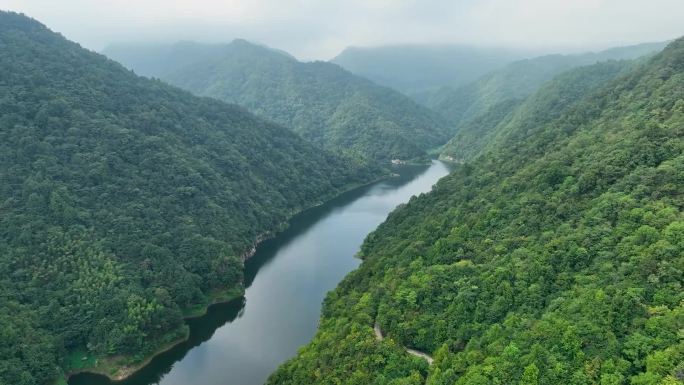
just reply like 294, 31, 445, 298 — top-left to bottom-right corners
103, 40, 296, 79
331, 44, 527, 93
415, 41, 667, 127
105, 40, 452, 162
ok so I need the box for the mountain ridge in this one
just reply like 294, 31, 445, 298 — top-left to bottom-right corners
106, 40, 453, 162
331, 44, 528, 93
415, 41, 667, 127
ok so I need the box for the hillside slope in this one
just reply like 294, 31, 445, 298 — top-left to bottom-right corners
105, 41, 452, 162
416, 42, 666, 126
441, 60, 634, 162
268, 37, 684, 385
0, 12, 380, 385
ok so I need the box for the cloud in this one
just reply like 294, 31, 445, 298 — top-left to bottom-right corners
3, 0, 683, 59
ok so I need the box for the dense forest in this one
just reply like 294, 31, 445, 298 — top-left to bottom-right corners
269, 37, 684, 385
330, 45, 525, 94
415, 42, 666, 129
105, 41, 452, 162
0, 12, 382, 385
441, 60, 635, 162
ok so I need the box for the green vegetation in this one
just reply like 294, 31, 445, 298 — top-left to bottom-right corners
415, 42, 666, 134
441, 60, 634, 162
105, 40, 452, 162
269, 37, 684, 385
181, 286, 243, 318
0, 11, 381, 385
331, 44, 524, 93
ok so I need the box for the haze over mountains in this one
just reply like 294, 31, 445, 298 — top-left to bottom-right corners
414, 41, 667, 126
105, 41, 452, 162
330, 45, 529, 94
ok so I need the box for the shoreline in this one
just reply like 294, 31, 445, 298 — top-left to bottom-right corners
64, 171, 395, 384
65, 332, 191, 382
244, 170, 396, 261
65, 288, 245, 383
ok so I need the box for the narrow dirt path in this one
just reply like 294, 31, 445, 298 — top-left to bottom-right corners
374, 323, 384, 340
405, 348, 434, 365
374, 322, 434, 365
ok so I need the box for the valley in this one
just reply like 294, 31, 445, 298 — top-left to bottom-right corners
1, 4, 682, 385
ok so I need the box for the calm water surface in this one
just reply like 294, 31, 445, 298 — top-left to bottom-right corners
70, 161, 451, 385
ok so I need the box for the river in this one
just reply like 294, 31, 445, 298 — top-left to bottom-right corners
69, 160, 451, 385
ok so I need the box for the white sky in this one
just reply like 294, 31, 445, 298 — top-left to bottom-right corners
2, 0, 683, 60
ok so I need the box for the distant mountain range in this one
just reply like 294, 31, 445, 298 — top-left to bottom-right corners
104, 40, 452, 162
331, 44, 528, 93
414, 42, 667, 128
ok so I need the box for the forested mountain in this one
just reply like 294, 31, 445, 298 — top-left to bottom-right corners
0, 12, 381, 385
440, 60, 635, 162
415, 42, 666, 127
331, 44, 525, 94
104, 41, 452, 162
269, 37, 684, 385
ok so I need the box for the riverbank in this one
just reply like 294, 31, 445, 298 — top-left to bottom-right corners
63, 286, 244, 383
64, 331, 190, 381
63, 171, 394, 384
244, 170, 396, 260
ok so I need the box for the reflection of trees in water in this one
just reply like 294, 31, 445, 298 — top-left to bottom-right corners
69, 297, 246, 385
243, 163, 428, 287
